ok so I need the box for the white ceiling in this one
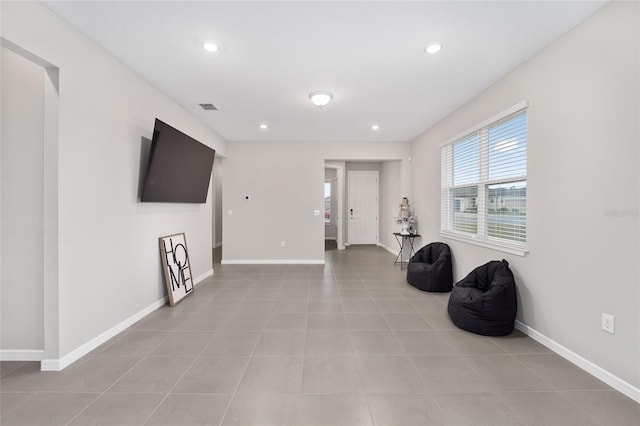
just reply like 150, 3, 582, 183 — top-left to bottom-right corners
43, 1, 606, 143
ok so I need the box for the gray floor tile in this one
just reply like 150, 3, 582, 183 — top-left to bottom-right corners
350, 331, 405, 355
145, 393, 232, 426
418, 310, 458, 330
3, 247, 630, 426
96, 330, 169, 356
304, 331, 354, 356
272, 299, 308, 313
561, 389, 640, 426
406, 296, 445, 312
234, 300, 276, 314
345, 313, 390, 331
489, 329, 552, 354
68, 392, 164, 426
134, 310, 194, 331
434, 392, 524, 425
368, 289, 406, 299
174, 313, 233, 331
219, 313, 269, 331
498, 391, 600, 425
172, 356, 249, 393
436, 329, 505, 354
368, 394, 448, 426
336, 280, 365, 288
466, 354, 551, 391
0, 392, 35, 414
109, 356, 193, 393
201, 332, 260, 356
41, 355, 141, 392
0, 362, 64, 391
1, 392, 98, 426
394, 330, 457, 355
237, 356, 303, 393
221, 393, 298, 426
302, 356, 362, 394
0, 361, 32, 378
356, 356, 426, 394
297, 394, 372, 426
306, 313, 348, 330
341, 299, 380, 313
383, 313, 432, 330
516, 353, 611, 390
339, 289, 372, 299
149, 331, 214, 357
308, 299, 342, 312
254, 331, 305, 356
307, 288, 341, 300
264, 313, 307, 331
374, 299, 416, 313
412, 355, 496, 394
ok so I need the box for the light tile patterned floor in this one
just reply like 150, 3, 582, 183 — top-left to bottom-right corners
1, 246, 639, 425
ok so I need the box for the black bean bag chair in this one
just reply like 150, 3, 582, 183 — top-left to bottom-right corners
447, 259, 517, 336
406, 242, 453, 292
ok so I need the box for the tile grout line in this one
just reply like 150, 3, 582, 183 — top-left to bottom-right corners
215, 274, 283, 426
63, 331, 171, 426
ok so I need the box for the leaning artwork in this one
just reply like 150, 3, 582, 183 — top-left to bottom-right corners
159, 233, 194, 306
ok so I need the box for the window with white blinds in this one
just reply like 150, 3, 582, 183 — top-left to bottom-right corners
441, 103, 528, 254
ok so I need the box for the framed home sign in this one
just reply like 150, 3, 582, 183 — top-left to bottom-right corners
159, 233, 194, 306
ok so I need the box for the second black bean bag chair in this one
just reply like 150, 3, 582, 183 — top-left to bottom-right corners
406, 242, 453, 292
447, 259, 517, 336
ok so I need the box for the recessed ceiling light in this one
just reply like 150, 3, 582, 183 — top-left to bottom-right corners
309, 91, 333, 107
202, 42, 219, 52
259, 123, 268, 130
371, 124, 380, 131
425, 43, 442, 54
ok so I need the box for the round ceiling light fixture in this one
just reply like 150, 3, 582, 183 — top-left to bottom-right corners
425, 43, 442, 54
309, 91, 333, 107
259, 123, 268, 130
202, 42, 219, 52
371, 124, 380, 131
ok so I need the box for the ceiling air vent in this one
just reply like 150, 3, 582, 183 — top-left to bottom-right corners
199, 103, 218, 111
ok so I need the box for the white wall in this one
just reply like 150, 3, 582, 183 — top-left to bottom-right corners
379, 161, 403, 252
223, 142, 410, 263
324, 168, 337, 240
2, 2, 227, 364
411, 1, 639, 390
1, 47, 45, 352
212, 158, 223, 248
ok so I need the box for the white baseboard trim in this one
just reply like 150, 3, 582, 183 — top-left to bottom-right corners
193, 269, 213, 285
0, 349, 45, 361
221, 259, 325, 265
514, 320, 640, 403
377, 242, 399, 257
41, 296, 167, 371
41, 270, 217, 371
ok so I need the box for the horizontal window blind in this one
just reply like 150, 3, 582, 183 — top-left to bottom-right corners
441, 107, 528, 247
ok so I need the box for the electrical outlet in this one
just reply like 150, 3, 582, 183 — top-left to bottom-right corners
281, 240, 286, 247
601, 313, 615, 334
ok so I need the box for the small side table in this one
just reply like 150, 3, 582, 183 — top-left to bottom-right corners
393, 232, 421, 270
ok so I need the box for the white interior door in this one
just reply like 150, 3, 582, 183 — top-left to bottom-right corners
348, 171, 378, 244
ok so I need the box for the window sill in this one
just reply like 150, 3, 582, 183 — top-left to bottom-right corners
440, 231, 528, 257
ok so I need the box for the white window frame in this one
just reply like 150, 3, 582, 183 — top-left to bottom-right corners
440, 100, 529, 256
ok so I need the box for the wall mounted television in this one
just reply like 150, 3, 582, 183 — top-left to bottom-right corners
141, 119, 215, 203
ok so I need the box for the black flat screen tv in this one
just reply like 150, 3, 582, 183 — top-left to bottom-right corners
141, 119, 215, 203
